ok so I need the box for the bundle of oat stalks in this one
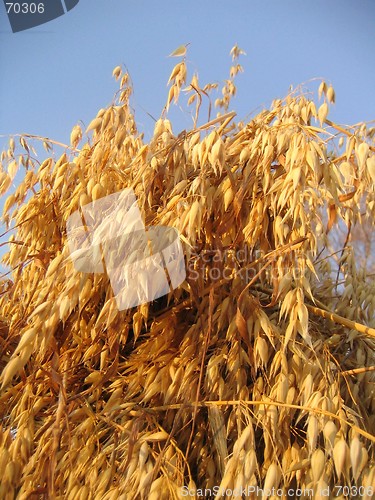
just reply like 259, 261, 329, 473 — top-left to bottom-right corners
1, 48, 375, 499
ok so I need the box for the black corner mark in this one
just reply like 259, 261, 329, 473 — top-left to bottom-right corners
3, 0, 80, 33
64, 0, 79, 12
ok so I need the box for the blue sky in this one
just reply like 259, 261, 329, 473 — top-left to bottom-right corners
1, 0, 374, 144
0, 0, 374, 271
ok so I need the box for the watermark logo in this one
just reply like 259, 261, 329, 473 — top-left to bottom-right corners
3, 0, 79, 33
66, 189, 186, 311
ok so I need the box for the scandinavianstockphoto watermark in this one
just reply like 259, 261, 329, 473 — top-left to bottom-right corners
180, 484, 374, 498
67, 189, 186, 311
66, 188, 310, 312
3, 0, 79, 32
186, 244, 309, 285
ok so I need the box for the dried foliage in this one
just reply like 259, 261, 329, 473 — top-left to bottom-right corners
0, 46, 375, 499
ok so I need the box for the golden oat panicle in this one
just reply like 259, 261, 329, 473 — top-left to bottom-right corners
0, 52, 374, 498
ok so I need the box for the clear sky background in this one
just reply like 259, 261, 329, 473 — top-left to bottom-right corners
0, 0, 374, 272
1, 0, 374, 143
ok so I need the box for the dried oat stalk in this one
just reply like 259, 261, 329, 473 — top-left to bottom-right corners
0, 47, 375, 498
